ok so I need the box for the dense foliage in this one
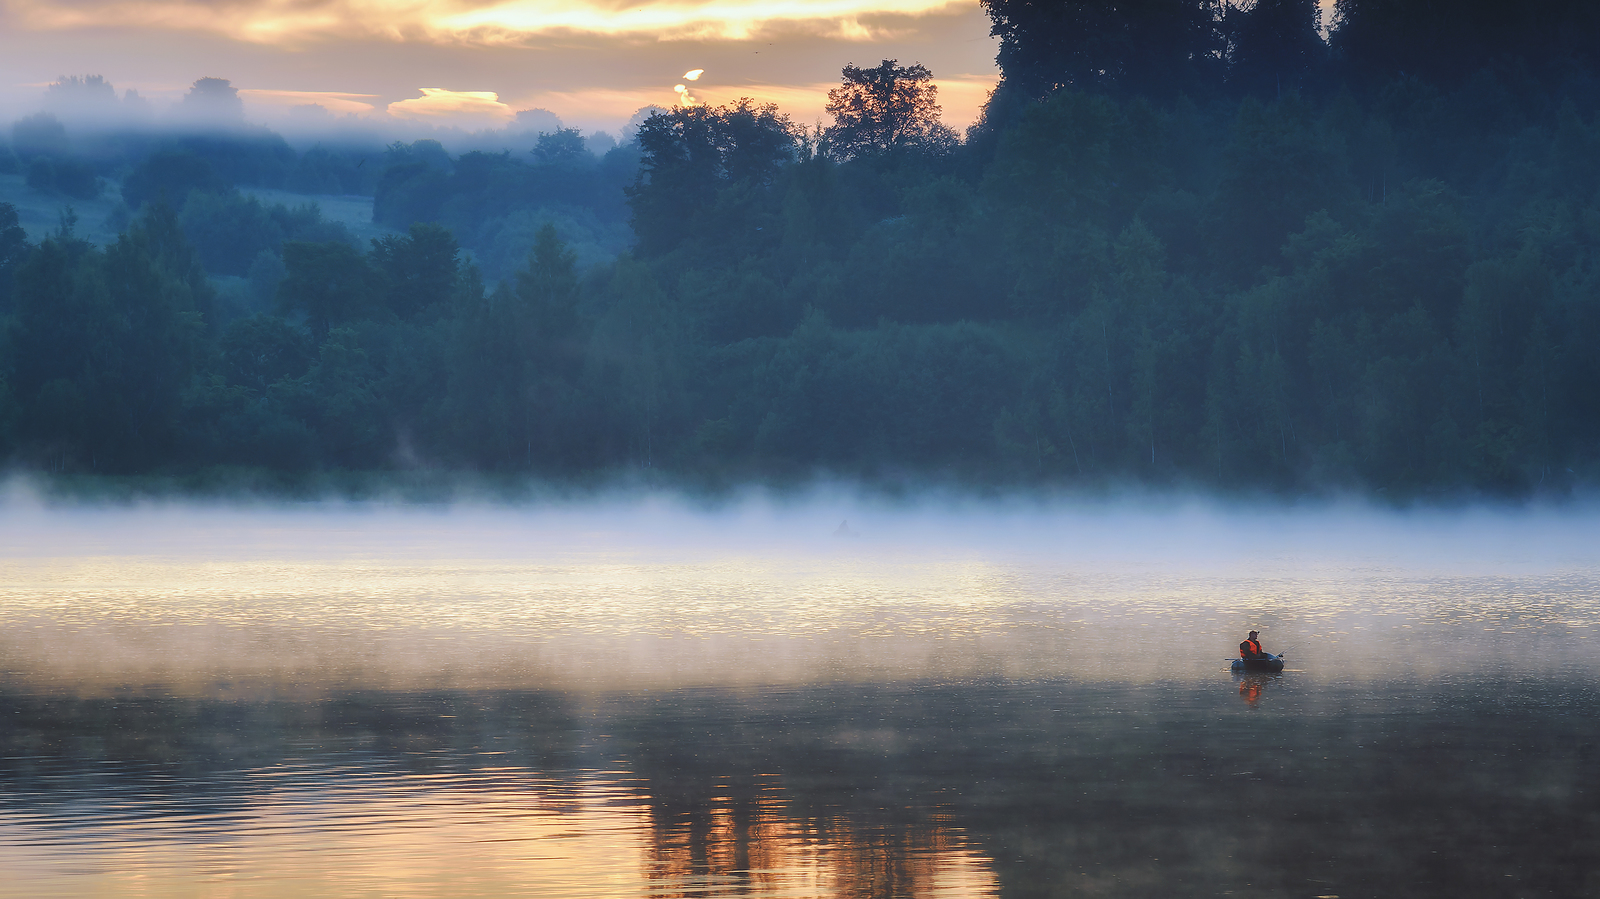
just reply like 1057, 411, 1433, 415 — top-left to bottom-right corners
372, 132, 637, 279
2, 1, 1600, 496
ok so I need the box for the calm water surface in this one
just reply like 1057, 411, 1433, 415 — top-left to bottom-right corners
1, 498, 1596, 898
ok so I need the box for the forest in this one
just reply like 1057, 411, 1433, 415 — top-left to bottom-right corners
2, 0, 1600, 497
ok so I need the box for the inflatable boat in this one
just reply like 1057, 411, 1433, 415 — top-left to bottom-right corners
1231, 655, 1285, 673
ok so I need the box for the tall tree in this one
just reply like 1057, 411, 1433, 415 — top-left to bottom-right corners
532, 129, 589, 165
369, 223, 460, 320
278, 241, 371, 338
7, 209, 207, 470
628, 100, 796, 255
823, 60, 957, 159
0, 201, 27, 308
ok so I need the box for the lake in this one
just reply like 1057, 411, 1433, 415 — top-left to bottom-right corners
1, 493, 1596, 898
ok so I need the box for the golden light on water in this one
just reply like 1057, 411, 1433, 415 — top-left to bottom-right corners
2, 500, 1598, 898
0, 768, 1001, 898
2, 502, 1597, 695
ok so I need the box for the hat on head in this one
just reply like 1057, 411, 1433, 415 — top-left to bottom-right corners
1248, 630, 1259, 637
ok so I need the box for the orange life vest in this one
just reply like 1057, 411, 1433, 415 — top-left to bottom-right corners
1241, 638, 1262, 658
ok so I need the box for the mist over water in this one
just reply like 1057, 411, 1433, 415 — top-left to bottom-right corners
2, 491, 1597, 897
9, 2, 1600, 891
3, 489, 1597, 692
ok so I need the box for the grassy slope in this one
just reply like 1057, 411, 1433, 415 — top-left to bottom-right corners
0, 173, 125, 246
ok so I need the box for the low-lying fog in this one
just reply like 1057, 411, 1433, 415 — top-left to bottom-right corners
3, 483, 1595, 570
2, 483, 1596, 693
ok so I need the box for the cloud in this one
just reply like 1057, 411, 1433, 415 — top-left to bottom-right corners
439, 0, 972, 43
5, 0, 974, 45
387, 87, 514, 123
0, 1, 999, 133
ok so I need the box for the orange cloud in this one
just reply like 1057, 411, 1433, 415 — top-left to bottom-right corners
387, 87, 515, 123
440, 0, 972, 42
6, 0, 973, 45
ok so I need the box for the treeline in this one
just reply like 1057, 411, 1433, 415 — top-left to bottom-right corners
5, 81, 633, 282
2, 113, 377, 200
980, 0, 1600, 104
373, 132, 638, 279
3, 2, 1600, 495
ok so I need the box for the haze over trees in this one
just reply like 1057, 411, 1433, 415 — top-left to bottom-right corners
2, 2, 1600, 497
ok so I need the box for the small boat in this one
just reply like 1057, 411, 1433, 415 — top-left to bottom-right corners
1231, 655, 1285, 673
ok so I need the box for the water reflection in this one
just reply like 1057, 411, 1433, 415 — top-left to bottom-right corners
2, 500, 1599, 897
1234, 671, 1278, 706
4, 678, 1596, 897
641, 779, 996, 898
0, 687, 1001, 898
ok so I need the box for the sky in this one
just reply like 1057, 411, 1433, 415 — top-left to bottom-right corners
0, 0, 1006, 137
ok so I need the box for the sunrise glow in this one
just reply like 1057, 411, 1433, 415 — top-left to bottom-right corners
8, 0, 972, 45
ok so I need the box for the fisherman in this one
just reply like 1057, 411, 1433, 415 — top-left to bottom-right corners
1239, 630, 1269, 660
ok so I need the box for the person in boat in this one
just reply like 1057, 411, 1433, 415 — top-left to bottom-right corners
1240, 630, 1270, 660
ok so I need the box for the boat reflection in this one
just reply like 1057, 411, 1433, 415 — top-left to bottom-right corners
4, 674, 1599, 898
1234, 671, 1281, 706
4, 503, 1600, 898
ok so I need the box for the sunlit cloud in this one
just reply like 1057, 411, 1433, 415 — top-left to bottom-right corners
0, 0, 999, 135
7, 0, 974, 45
673, 69, 705, 106
387, 87, 515, 123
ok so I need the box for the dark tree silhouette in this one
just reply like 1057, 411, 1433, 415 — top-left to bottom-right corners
823, 60, 957, 159
1225, 0, 1327, 96
980, 0, 1228, 100
517, 223, 580, 341
369, 223, 460, 320
0, 201, 27, 307
628, 100, 796, 255
278, 241, 371, 338
1331, 0, 1600, 87
532, 129, 589, 165
121, 150, 227, 211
